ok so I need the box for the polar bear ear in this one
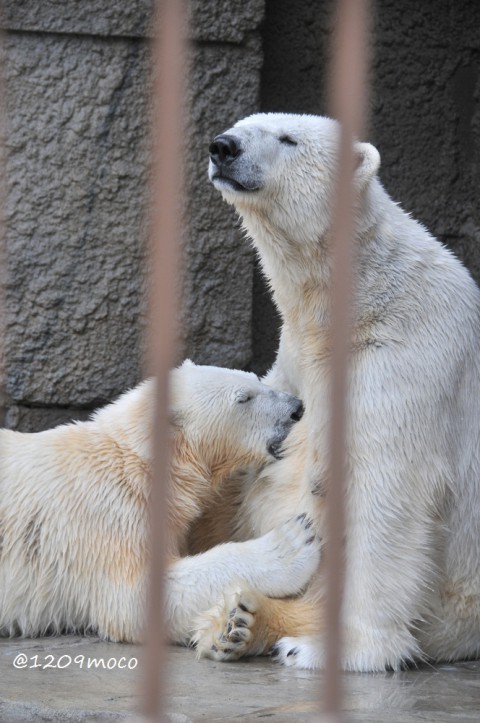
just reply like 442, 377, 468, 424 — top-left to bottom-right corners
180, 358, 195, 369
354, 141, 380, 188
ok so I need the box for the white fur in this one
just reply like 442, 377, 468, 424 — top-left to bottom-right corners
208, 112, 480, 670
167, 514, 320, 642
0, 361, 318, 643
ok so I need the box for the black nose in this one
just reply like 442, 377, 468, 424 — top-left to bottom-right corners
291, 399, 304, 422
209, 134, 242, 165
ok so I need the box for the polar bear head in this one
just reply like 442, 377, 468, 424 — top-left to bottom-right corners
170, 360, 303, 475
209, 113, 380, 254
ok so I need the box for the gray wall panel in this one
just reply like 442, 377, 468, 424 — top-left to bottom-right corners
2, 1, 265, 429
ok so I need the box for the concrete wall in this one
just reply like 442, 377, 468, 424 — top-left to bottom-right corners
252, 0, 480, 373
2, 0, 264, 430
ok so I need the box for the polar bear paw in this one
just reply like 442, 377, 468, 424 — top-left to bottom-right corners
272, 628, 420, 671
253, 513, 321, 597
193, 586, 263, 662
273, 635, 324, 669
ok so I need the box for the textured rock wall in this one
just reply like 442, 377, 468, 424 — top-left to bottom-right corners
252, 0, 480, 373
2, 0, 264, 430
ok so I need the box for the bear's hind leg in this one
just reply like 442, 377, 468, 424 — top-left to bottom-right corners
193, 586, 320, 661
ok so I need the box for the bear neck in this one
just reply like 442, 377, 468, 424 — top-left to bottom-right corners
240, 212, 329, 323
168, 428, 212, 547
239, 179, 403, 336
239, 216, 374, 332
168, 427, 252, 557
196, 432, 264, 490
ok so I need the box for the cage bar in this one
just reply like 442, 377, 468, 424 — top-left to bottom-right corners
141, 0, 186, 720
323, 0, 371, 719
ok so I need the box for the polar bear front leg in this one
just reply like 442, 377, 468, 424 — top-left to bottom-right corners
167, 515, 320, 644
193, 586, 320, 661
272, 483, 426, 671
331, 451, 431, 671
273, 464, 427, 670
247, 513, 321, 596
262, 332, 301, 396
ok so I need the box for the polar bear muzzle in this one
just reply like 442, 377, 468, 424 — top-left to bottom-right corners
209, 134, 261, 192
267, 397, 304, 460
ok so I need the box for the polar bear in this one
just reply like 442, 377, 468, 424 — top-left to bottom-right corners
194, 113, 480, 671
0, 360, 319, 644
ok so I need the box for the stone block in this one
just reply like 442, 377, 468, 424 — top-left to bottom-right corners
2, 0, 265, 43
4, 34, 150, 408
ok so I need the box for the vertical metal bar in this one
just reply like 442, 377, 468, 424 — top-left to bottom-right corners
324, 0, 370, 720
141, 0, 186, 720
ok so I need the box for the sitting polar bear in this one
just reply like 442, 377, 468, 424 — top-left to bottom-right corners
0, 360, 319, 643
194, 113, 480, 671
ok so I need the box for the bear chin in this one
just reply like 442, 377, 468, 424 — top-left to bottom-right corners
211, 174, 260, 193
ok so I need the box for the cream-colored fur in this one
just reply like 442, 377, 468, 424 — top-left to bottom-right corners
195, 112, 480, 671
0, 360, 319, 643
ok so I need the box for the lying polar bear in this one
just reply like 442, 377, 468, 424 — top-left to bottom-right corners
194, 112, 480, 671
0, 360, 319, 643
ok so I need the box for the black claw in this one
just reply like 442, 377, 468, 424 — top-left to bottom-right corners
228, 608, 236, 618
223, 647, 233, 654
287, 648, 298, 657
296, 512, 307, 522
306, 535, 316, 544
304, 518, 313, 529
211, 645, 218, 652
238, 602, 249, 612
230, 632, 242, 643
236, 617, 248, 627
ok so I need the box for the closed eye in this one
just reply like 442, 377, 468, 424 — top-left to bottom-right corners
237, 394, 253, 404
279, 135, 297, 146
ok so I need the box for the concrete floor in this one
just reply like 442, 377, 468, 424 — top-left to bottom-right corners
0, 636, 479, 722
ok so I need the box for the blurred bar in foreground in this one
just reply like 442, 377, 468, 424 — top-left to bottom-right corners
141, 0, 186, 720
323, 0, 371, 720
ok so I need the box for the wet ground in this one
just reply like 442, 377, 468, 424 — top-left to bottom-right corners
0, 636, 479, 721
